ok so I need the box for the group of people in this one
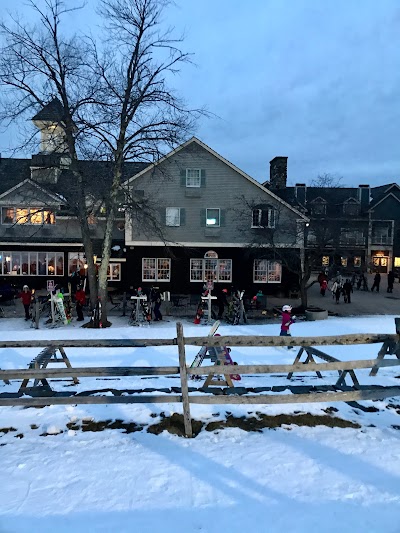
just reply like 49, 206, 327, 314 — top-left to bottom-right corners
318, 269, 396, 304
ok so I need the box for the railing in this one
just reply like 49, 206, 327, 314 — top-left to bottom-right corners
0, 320, 399, 437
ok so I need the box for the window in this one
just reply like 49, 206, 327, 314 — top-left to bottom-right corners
311, 200, 327, 215
251, 208, 276, 228
371, 226, 391, 245
394, 257, 400, 268
206, 208, 220, 227
1, 207, 55, 225
343, 201, 360, 216
186, 169, 201, 188
142, 258, 171, 282
166, 208, 180, 227
253, 260, 282, 283
190, 252, 232, 282
108, 263, 121, 281
354, 256, 362, 267
0, 251, 63, 276
341, 257, 348, 267
340, 229, 364, 245
322, 256, 330, 267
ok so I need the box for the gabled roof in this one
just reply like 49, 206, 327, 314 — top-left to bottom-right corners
32, 98, 65, 122
368, 191, 400, 211
126, 137, 309, 221
0, 179, 63, 204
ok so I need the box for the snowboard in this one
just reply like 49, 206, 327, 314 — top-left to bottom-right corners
54, 296, 69, 325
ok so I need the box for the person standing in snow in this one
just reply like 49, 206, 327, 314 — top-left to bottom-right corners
152, 288, 163, 321
19, 284, 32, 320
75, 284, 86, 321
320, 278, 328, 296
280, 305, 296, 349
216, 288, 228, 320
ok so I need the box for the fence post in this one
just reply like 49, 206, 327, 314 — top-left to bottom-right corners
176, 321, 193, 438
122, 292, 127, 316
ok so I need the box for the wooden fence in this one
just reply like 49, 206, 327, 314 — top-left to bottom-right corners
0, 319, 399, 437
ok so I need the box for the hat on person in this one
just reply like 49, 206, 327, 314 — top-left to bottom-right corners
222, 289, 228, 293
282, 305, 292, 312
23, 285, 29, 290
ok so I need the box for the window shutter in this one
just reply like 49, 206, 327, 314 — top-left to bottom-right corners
180, 208, 186, 226
220, 209, 226, 226
180, 170, 186, 187
200, 169, 206, 187
159, 207, 166, 224
269, 209, 276, 228
200, 209, 206, 226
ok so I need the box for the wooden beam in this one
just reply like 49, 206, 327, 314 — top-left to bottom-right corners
183, 334, 396, 347
0, 366, 180, 380
0, 385, 399, 407
177, 322, 193, 438
0, 339, 176, 348
1, 359, 399, 381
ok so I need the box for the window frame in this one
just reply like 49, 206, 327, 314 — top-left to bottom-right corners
166, 207, 181, 227
1, 206, 55, 225
0, 250, 64, 276
253, 259, 282, 283
185, 168, 201, 188
190, 258, 232, 283
251, 207, 276, 228
206, 208, 220, 227
142, 257, 171, 282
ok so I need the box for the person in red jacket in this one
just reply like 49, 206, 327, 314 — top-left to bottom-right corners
19, 285, 32, 320
280, 304, 296, 349
75, 285, 86, 321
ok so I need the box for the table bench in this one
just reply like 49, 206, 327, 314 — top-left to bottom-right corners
287, 346, 360, 387
19, 346, 79, 392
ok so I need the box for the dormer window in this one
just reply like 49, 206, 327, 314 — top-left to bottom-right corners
1, 207, 55, 225
310, 198, 327, 215
343, 199, 360, 216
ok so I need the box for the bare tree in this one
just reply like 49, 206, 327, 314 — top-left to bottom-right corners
0, 0, 203, 326
310, 173, 344, 188
234, 196, 345, 308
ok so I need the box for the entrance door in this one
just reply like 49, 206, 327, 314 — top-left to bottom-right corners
372, 256, 389, 273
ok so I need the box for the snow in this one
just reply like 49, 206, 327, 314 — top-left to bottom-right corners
1, 315, 400, 532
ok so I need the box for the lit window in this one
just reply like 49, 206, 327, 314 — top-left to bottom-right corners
206, 208, 220, 227
0, 251, 63, 276
394, 257, 400, 268
322, 256, 330, 267
253, 260, 282, 283
186, 169, 201, 188
1, 207, 55, 225
166, 208, 180, 227
142, 258, 171, 282
341, 257, 348, 267
354, 256, 361, 267
190, 255, 232, 282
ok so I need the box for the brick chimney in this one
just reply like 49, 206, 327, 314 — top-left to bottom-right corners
269, 156, 288, 189
358, 184, 370, 209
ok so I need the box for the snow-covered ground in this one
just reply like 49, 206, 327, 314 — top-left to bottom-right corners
1, 315, 400, 533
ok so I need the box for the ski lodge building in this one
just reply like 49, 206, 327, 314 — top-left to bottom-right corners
0, 100, 398, 297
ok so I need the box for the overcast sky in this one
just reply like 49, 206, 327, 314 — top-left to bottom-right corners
1, 0, 400, 187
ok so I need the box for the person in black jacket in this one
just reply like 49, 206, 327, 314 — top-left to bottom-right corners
216, 288, 228, 320
387, 271, 395, 293
343, 279, 353, 303
371, 272, 381, 292
151, 288, 163, 321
